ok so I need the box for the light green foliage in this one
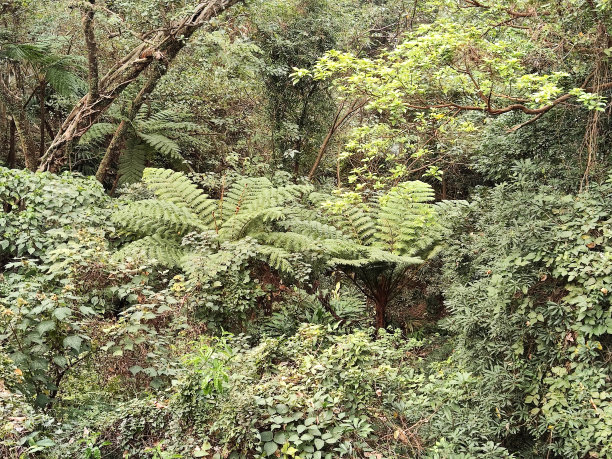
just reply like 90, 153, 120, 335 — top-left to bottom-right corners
294, 0, 612, 190
113, 168, 313, 276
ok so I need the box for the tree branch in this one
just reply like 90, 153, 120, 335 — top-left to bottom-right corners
38, 0, 244, 172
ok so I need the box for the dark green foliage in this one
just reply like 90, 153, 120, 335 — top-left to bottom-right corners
0, 167, 110, 259
439, 182, 612, 457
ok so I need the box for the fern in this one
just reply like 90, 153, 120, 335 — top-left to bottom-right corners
112, 199, 207, 238
256, 245, 295, 274
112, 168, 440, 315
218, 207, 286, 241
142, 168, 218, 225
376, 181, 436, 255
113, 235, 184, 267
117, 140, 148, 187
78, 123, 117, 147
137, 133, 182, 161
256, 231, 321, 253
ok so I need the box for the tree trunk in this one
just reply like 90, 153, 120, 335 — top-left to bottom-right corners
39, 0, 243, 172
13, 109, 38, 171
95, 65, 168, 183
374, 294, 388, 330
39, 81, 46, 159
82, 0, 99, 101
8, 118, 16, 168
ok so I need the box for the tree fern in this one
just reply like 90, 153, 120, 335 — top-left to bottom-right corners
142, 168, 218, 225
113, 235, 185, 267
77, 123, 117, 148
112, 169, 441, 328
117, 140, 148, 187
112, 199, 207, 238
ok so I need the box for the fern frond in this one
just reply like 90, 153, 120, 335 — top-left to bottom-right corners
331, 203, 377, 245
112, 199, 207, 239
113, 235, 184, 267
220, 177, 275, 220
142, 168, 217, 225
257, 245, 294, 274
117, 141, 148, 187
218, 207, 286, 241
375, 181, 436, 255
78, 123, 117, 147
138, 120, 201, 134
283, 218, 346, 240
255, 231, 320, 253
137, 133, 182, 161
135, 109, 178, 123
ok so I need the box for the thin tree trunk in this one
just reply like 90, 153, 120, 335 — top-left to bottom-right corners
308, 99, 365, 180
82, 0, 99, 100
39, 0, 243, 172
39, 81, 46, 159
95, 66, 168, 183
8, 118, 16, 168
13, 109, 37, 171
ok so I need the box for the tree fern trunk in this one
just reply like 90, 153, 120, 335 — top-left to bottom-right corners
374, 292, 388, 330
39, 81, 45, 159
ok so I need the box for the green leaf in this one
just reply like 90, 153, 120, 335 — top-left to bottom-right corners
63, 335, 83, 351
53, 307, 72, 320
36, 320, 55, 335
274, 432, 287, 445
35, 438, 56, 447
264, 442, 278, 456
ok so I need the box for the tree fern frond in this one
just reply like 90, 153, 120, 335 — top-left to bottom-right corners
331, 204, 377, 245
137, 120, 201, 134
113, 235, 184, 267
255, 231, 320, 253
257, 245, 295, 274
142, 168, 217, 225
221, 177, 275, 220
45, 64, 86, 96
137, 133, 182, 161
117, 141, 149, 187
282, 218, 346, 240
78, 123, 117, 147
218, 207, 286, 241
112, 199, 207, 238
375, 181, 437, 255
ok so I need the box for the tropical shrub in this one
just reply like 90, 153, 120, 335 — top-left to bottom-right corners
439, 181, 612, 458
